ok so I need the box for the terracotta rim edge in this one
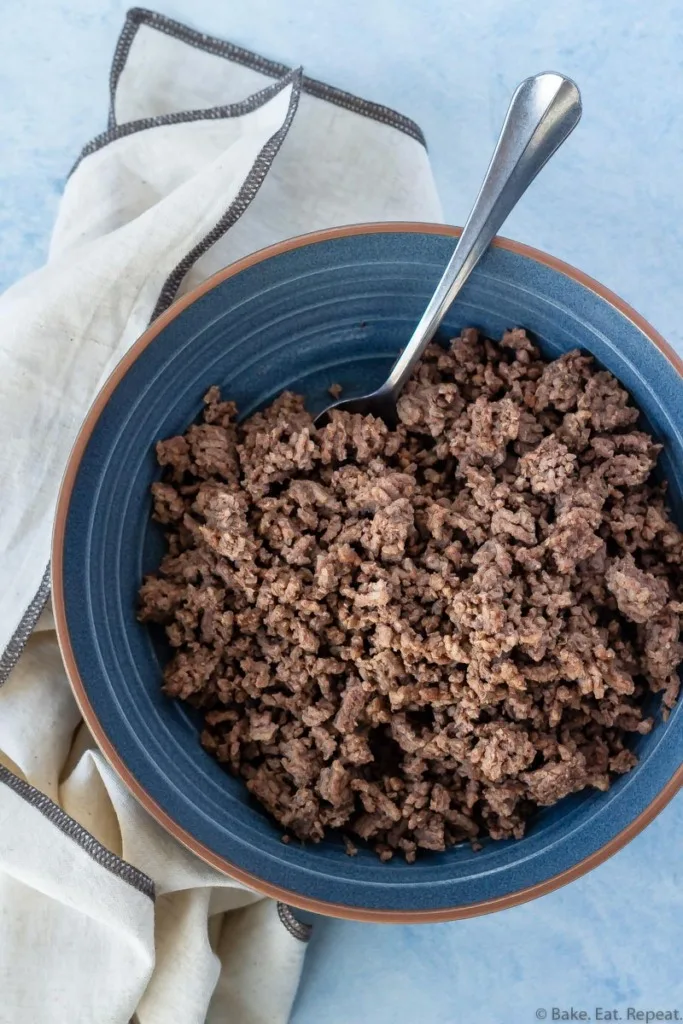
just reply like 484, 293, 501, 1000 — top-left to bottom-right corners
52, 221, 683, 923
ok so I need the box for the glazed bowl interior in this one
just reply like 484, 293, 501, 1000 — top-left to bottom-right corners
54, 225, 683, 921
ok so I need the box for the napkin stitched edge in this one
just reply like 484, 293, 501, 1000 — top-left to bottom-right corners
72, 68, 302, 176
0, 44, 314, 930
150, 66, 302, 321
0, 566, 51, 691
0, 762, 156, 899
0, 68, 302, 690
0, 761, 312, 941
107, 6, 426, 146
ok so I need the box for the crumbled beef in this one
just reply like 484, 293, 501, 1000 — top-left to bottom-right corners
466, 396, 520, 465
186, 423, 239, 481
548, 508, 603, 573
151, 481, 187, 524
606, 554, 669, 623
522, 755, 589, 805
532, 350, 593, 413
519, 436, 576, 495
334, 685, 367, 734
140, 331, 683, 861
361, 499, 414, 562
578, 372, 640, 431
491, 506, 536, 545
470, 724, 536, 782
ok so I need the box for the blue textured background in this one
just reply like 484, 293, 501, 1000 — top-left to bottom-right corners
3, 1, 683, 1021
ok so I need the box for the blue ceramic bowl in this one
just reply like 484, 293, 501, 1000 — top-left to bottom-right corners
53, 224, 683, 922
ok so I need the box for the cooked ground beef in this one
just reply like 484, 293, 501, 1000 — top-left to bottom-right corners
138, 329, 683, 861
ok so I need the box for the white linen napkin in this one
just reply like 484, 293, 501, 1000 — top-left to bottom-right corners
0, 9, 442, 1023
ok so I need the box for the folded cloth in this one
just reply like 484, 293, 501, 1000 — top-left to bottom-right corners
0, 8, 442, 1023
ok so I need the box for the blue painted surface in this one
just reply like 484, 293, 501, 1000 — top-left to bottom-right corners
5, 0, 683, 1019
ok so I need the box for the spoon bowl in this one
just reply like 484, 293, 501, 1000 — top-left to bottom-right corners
53, 223, 683, 921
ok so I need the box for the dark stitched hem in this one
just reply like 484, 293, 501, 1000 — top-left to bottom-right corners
277, 902, 312, 942
0, 68, 296, 892
0, 564, 51, 688
0, 764, 155, 901
73, 69, 301, 175
149, 67, 301, 321
3, 68, 301, 700
108, 7, 425, 147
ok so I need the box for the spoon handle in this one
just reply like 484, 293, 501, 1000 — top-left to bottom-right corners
384, 72, 582, 399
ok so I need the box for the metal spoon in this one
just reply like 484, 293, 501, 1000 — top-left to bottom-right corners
315, 72, 582, 427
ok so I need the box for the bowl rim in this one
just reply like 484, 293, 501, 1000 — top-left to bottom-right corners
52, 220, 683, 923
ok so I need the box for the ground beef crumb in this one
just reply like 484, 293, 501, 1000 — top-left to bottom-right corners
606, 554, 669, 623
140, 330, 683, 861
